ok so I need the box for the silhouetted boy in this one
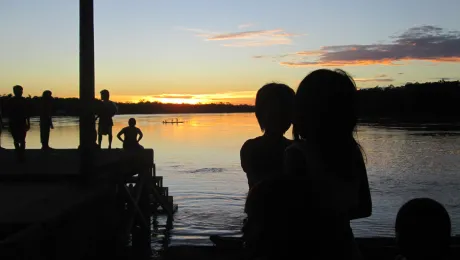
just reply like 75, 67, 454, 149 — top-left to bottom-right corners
7, 85, 30, 161
96, 89, 117, 149
395, 198, 451, 260
117, 118, 143, 150
240, 83, 295, 189
40, 90, 54, 150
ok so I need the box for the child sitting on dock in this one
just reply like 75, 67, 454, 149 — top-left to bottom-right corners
117, 118, 144, 150
395, 198, 451, 260
240, 83, 295, 190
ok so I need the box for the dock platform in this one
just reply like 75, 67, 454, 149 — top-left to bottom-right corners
0, 149, 177, 259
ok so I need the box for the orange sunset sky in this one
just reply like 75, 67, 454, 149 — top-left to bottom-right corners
1, 1, 460, 105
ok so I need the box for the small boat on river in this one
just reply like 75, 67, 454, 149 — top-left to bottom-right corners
162, 118, 184, 124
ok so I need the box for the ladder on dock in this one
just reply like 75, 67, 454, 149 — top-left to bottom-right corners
125, 163, 178, 222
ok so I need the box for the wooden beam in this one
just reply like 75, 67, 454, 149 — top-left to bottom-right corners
79, 0, 95, 178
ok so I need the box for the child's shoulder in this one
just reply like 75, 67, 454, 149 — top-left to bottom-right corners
241, 136, 264, 149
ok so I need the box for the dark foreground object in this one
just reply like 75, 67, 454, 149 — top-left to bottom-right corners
163, 237, 460, 260
0, 149, 175, 260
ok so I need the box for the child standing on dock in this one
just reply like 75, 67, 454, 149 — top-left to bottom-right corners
117, 118, 144, 150
96, 89, 118, 149
40, 90, 54, 150
7, 85, 30, 161
240, 83, 295, 190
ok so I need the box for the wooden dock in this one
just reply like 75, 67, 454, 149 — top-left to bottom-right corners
0, 149, 177, 259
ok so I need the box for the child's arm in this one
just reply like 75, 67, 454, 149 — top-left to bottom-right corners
240, 140, 252, 174
117, 129, 124, 142
137, 128, 143, 142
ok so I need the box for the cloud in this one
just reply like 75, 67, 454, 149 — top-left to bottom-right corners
430, 77, 460, 81
279, 25, 460, 67
354, 77, 394, 83
207, 29, 283, 41
185, 27, 299, 47
238, 23, 254, 29
150, 94, 195, 99
222, 38, 291, 47
296, 50, 325, 56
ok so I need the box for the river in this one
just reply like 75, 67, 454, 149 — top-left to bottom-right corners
2, 113, 460, 246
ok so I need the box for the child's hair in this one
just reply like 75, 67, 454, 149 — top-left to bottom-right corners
293, 69, 357, 140
42, 90, 52, 98
128, 118, 136, 127
395, 198, 451, 259
255, 83, 295, 134
293, 69, 363, 180
13, 85, 23, 94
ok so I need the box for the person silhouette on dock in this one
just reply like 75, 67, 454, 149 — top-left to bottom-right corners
117, 118, 144, 150
96, 89, 117, 149
40, 90, 54, 150
240, 83, 295, 190
7, 85, 30, 161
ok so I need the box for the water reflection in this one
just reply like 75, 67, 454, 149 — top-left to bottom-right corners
2, 113, 460, 245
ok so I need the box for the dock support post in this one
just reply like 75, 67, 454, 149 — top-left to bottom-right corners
133, 168, 153, 258
79, 0, 95, 179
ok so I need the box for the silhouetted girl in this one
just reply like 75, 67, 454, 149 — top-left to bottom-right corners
285, 69, 372, 259
240, 83, 295, 190
117, 118, 144, 150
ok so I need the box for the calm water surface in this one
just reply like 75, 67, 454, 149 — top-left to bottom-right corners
2, 113, 460, 246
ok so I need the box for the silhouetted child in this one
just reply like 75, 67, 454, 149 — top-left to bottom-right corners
117, 118, 144, 150
96, 89, 117, 149
285, 69, 372, 259
240, 83, 295, 190
40, 90, 54, 150
7, 85, 30, 161
243, 177, 353, 260
395, 198, 451, 260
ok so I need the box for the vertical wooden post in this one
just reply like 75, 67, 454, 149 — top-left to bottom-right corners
138, 167, 152, 258
79, 0, 95, 179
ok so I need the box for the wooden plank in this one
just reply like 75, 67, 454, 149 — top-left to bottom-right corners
0, 149, 154, 177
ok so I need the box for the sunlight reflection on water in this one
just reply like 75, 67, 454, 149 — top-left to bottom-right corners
2, 113, 460, 245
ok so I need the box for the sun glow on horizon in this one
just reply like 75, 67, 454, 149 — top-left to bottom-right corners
122, 91, 257, 105
143, 96, 207, 105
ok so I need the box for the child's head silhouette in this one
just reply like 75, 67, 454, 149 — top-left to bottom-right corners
13, 85, 23, 97
128, 118, 136, 127
396, 198, 451, 260
293, 69, 357, 141
255, 83, 295, 135
42, 90, 52, 99
100, 89, 110, 101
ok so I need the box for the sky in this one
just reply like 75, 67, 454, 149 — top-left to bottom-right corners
1, 0, 460, 105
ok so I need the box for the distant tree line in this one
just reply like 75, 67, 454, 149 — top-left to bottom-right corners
1, 80, 460, 122
357, 80, 460, 122
0, 95, 254, 116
